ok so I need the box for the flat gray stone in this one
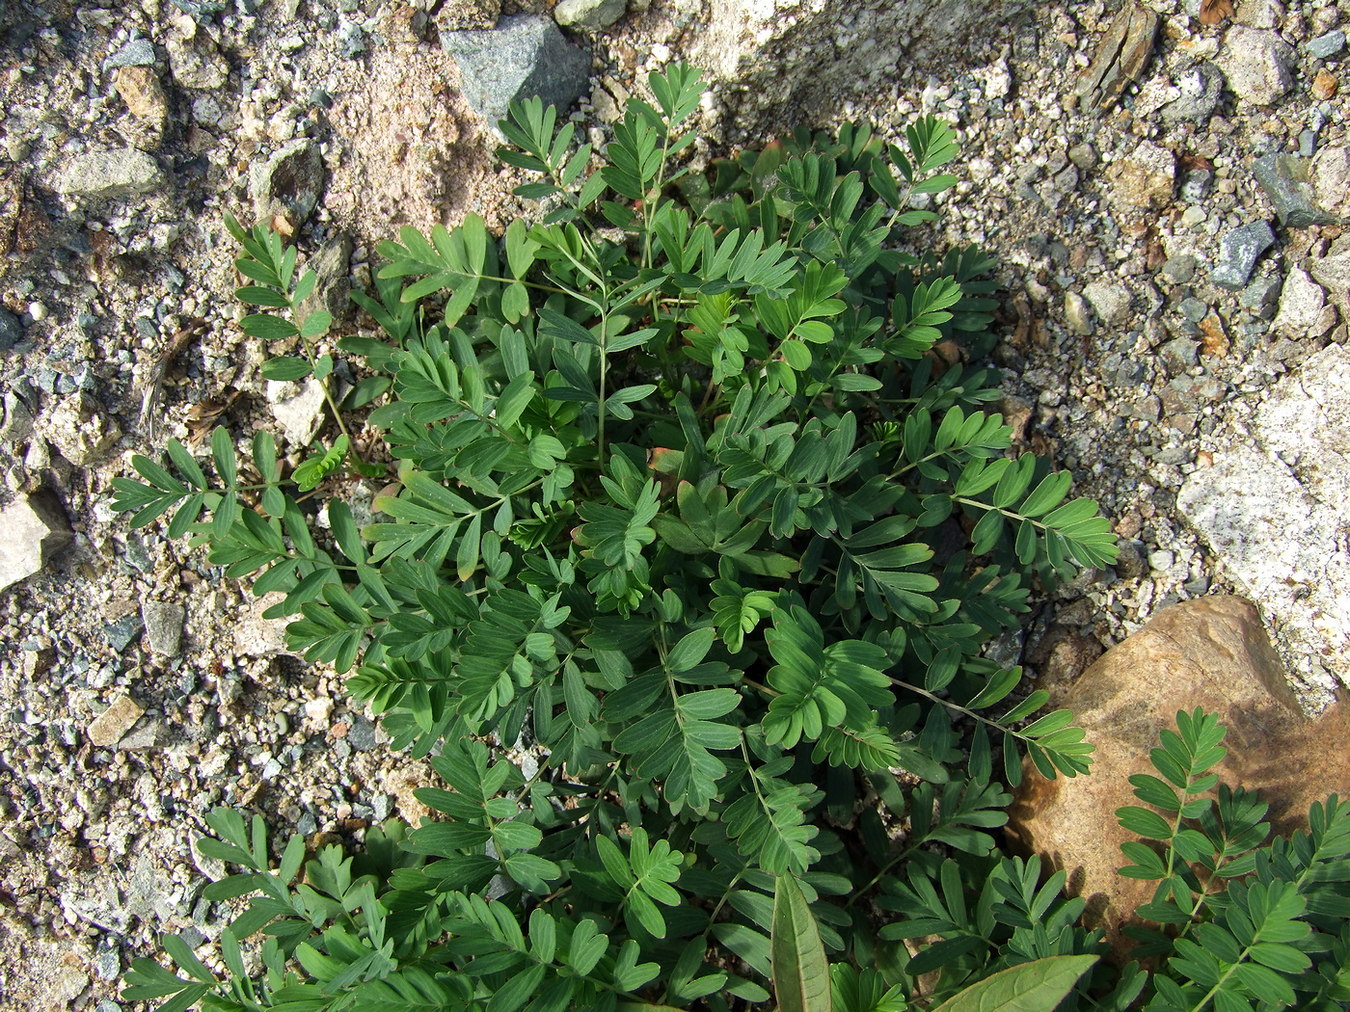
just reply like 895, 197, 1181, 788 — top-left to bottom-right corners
554, 0, 626, 30
441, 14, 590, 128
1211, 220, 1276, 289
53, 148, 165, 200
1178, 344, 1350, 696
0, 307, 21, 351
1272, 268, 1329, 337
0, 493, 71, 593
104, 38, 157, 70
1251, 154, 1337, 228
1307, 30, 1346, 60
142, 600, 186, 657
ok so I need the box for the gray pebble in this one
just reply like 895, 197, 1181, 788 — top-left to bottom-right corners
0, 307, 23, 351
104, 613, 144, 653
347, 716, 376, 751
1177, 296, 1209, 323
1161, 253, 1197, 284
104, 39, 157, 70
1307, 30, 1346, 60
1211, 221, 1277, 290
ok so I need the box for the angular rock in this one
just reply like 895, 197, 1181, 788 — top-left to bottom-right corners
1272, 268, 1329, 336
1161, 62, 1225, 124
53, 148, 166, 200
1082, 280, 1131, 327
1308, 30, 1346, 60
1251, 154, 1337, 228
1007, 597, 1350, 954
1216, 26, 1294, 105
440, 14, 591, 127
1106, 140, 1174, 209
1310, 147, 1350, 221
1178, 345, 1350, 691
554, 0, 626, 30
1310, 234, 1350, 310
104, 612, 143, 653
296, 235, 353, 324
141, 600, 186, 657
40, 391, 121, 466
1075, 3, 1159, 113
88, 693, 146, 748
1210, 220, 1276, 289
104, 38, 157, 70
113, 65, 169, 126
0, 492, 71, 593
249, 138, 326, 229
267, 377, 327, 447
0, 306, 21, 351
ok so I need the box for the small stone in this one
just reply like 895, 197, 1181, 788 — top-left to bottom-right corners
1310, 147, 1350, 220
440, 14, 591, 128
1273, 269, 1329, 337
0, 307, 22, 351
1216, 26, 1294, 106
1064, 291, 1093, 334
40, 392, 122, 466
1308, 30, 1346, 60
104, 38, 157, 70
266, 377, 327, 447
166, 24, 230, 90
1161, 62, 1225, 123
88, 693, 145, 748
1082, 280, 1131, 327
113, 66, 169, 125
1239, 276, 1281, 318
1177, 296, 1209, 323
1251, 154, 1336, 228
436, 0, 502, 31
297, 236, 353, 324
1075, 3, 1159, 113
1160, 253, 1197, 284
104, 612, 143, 653
1198, 314, 1230, 356
1107, 140, 1175, 209
249, 139, 326, 230
1310, 235, 1350, 309
304, 696, 334, 724
142, 600, 186, 657
1211, 220, 1276, 289
93, 947, 119, 981
0, 492, 71, 593
554, 0, 626, 30
1179, 168, 1214, 203
53, 148, 166, 200
1312, 69, 1339, 100
347, 715, 377, 750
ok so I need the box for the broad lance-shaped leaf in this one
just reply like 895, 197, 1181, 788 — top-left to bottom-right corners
930, 954, 1098, 1012
771, 873, 831, 1012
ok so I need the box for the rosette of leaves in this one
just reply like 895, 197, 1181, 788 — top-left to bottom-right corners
117, 63, 1119, 1009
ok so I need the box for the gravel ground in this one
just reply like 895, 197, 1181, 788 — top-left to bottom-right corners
0, 0, 1346, 1007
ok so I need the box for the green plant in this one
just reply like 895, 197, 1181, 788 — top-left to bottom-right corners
116, 63, 1119, 1009
1111, 709, 1350, 1010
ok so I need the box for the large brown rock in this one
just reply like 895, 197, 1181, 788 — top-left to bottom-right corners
1006, 596, 1350, 953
